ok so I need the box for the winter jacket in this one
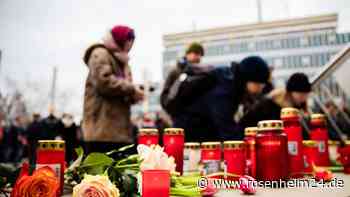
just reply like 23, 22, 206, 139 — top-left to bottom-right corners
82, 44, 136, 143
239, 88, 307, 128
161, 58, 217, 116
161, 62, 243, 141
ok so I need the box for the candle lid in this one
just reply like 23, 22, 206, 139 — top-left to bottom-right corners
328, 140, 340, 146
303, 140, 317, 147
311, 113, 326, 124
38, 140, 65, 150
223, 141, 245, 149
257, 120, 284, 132
201, 142, 221, 149
139, 128, 159, 135
281, 107, 300, 118
185, 142, 200, 149
164, 128, 184, 135
244, 127, 258, 136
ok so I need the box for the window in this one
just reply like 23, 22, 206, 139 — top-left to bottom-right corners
320, 34, 327, 45
302, 56, 310, 66
328, 34, 336, 44
336, 34, 345, 44
301, 37, 308, 46
274, 58, 283, 68
273, 39, 282, 49
163, 51, 178, 62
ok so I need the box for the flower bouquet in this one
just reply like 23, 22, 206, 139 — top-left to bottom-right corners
65, 144, 207, 197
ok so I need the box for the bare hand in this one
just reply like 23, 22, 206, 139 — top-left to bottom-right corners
134, 87, 144, 102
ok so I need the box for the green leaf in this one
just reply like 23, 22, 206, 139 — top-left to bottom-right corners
81, 153, 114, 175
82, 153, 114, 167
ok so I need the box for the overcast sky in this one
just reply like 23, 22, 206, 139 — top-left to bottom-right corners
1, 0, 349, 116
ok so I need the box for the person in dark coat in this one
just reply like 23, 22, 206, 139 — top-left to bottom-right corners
27, 113, 42, 165
58, 113, 78, 163
162, 55, 270, 142
161, 42, 217, 116
240, 73, 312, 130
40, 106, 61, 140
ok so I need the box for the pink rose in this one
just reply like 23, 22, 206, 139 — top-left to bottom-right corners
73, 175, 120, 197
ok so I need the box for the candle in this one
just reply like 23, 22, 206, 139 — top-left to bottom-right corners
36, 140, 65, 195
256, 120, 289, 181
138, 128, 159, 146
309, 114, 330, 166
339, 141, 350, 174
302, 140, 318, 174
141, 170, 170, 197
281, 107, 304, 178
244, 127, 257, 178
201, 142, 221, 175
223, 141, 246, 175
183, 142, 201, 175
163, 128, 185, 174
328, 140, 341, 165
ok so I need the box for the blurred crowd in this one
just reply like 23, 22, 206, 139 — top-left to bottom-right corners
0, 94, 82, 165
0, 91, 172, 165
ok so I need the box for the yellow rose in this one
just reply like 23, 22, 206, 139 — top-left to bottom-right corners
73, 175, 120, 197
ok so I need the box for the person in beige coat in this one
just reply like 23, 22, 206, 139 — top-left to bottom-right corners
82, 25, 144, 153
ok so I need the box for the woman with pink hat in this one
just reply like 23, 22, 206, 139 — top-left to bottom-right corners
82, 25, 144, 153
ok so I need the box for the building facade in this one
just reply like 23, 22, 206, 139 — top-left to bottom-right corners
162, 13, 350, 87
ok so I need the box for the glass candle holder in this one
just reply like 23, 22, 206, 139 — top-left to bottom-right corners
141, 170, 170, 197
183, 142, 201, 175
281, 107, 304, 178
201, 142, 221, 175
223, 141, 246, 175
303, 140, 318, 174
328, 140, 341, 165
339, 141, 350, 174
36, 140, 65, 196
163, 128, 185, 174
138, 128, 159, 146
244, 127, 257, 178
309, 114, 330, 167
256, 120, 289, 181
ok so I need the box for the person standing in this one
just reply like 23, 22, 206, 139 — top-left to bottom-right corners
162, 55, 270, 141
82, 25, 144, 153
161, 42, 217, 116
58, 113, 77, 163
26, 113, 42, 165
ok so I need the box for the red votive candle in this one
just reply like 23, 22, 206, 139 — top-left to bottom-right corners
138, 128, 159, 146
339, 141, 350, 174
244, 127, 257, 178
256, 120, 289, 181
302, 140, 318, 174
141, 170, 170, 197
163, 128, 185, 174
201, 142, 221, 175
309, 114, 330, 167
281, 107, 304, 178
224, 141, 246, 175
36, 140, 65, 196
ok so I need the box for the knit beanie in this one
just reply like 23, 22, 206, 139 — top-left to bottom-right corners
185, 42, 204, 56
286, 73, 311, 92
111, 25, 135, 49
238, 56, 269, 83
